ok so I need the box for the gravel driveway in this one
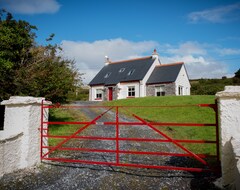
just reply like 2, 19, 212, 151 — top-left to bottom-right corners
0, 101, 220, 190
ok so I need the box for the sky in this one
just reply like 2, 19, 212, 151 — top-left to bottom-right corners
1, 0, 240, 84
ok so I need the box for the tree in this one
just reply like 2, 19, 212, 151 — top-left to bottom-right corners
0, 10, 82, 102
234, 69, 240, 78
15, 44, 81, 102
0, 9, 37, 100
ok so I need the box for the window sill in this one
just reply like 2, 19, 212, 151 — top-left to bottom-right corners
127, 96, 135, 98
95, 98, 102, 100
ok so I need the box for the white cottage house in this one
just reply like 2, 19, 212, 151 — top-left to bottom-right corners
89, 50, 190, 101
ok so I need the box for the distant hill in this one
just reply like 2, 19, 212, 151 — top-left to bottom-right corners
190, 77, 240, 95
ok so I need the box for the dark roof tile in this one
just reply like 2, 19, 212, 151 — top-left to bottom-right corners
146, 62, 183, 84
89, 56, 155, 86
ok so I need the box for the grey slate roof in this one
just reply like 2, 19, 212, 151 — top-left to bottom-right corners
89, 56, 155, 86
146, 62, 183, 84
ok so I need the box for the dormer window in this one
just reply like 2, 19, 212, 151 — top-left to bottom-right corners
119, 68, 125, 73
127, 69, 135, 76
104, 72, 111, 78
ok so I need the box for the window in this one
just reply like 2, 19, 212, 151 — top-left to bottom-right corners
96, 89, 103, 99
128, 86, 135, 97
127, 69, 135, 76
104, 72, 111, 78
178, 86, 183, 95
155, 85, 165, 96
119, 68, 125, 73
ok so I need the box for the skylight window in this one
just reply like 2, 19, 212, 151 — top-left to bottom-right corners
104, 72, 111, 78
127, 69, 135, 76
119, 68, 125, 73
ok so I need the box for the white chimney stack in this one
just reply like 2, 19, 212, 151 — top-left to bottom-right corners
105, 56, 111, 65
152, 49, 159, 60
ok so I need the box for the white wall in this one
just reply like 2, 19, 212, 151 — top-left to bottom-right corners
90, 85, 104, 101
0, 96, 51, 178
175, 65, 191, 95
118, 82, 140, 99
216, 86, 240, 189
141, 57, 161, 97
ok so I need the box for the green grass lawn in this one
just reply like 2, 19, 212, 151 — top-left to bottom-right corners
104, 95, 218, 156
48, 107, 88, 146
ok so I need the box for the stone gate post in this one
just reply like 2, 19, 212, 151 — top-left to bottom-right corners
216, 86, 240, 189
0, 96, 51, 177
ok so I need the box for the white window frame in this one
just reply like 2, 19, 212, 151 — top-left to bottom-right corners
104, 72, 111, 78
155, 85, 165, 96
127, 69, 135, 76
96, 89, 103, 99
119, 68, 125, 73
178, 85, 183, 95
128, 86, 135, 97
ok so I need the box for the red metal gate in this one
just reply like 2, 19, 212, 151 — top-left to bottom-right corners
40, 101, 220, 173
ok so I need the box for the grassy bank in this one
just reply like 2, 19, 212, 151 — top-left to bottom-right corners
105, 95, 217, 156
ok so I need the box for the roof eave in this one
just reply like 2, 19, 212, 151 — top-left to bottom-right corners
146, 81, 174, 85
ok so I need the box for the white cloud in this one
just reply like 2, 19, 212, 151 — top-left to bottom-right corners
161, 55, 228, 79
61, 38, 158, 83
1, 0, 61, 14
60, 38, 230, 83
166, 41, 207, 55
215, 48, 240, 56
188, 3, 240, 23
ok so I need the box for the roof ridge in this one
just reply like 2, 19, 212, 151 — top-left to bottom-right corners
109, 56, 152, 65
156, 62, 184, 67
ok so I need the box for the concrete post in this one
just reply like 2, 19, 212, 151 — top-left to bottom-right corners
216, 86, 240, 189
0, 96, 51, 177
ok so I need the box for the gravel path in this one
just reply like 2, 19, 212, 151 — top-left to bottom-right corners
0, 101, 221, 190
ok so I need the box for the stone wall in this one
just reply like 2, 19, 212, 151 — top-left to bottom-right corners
0, 96, 51, 178
103, 86, 118, 101
146, 83, 175, 96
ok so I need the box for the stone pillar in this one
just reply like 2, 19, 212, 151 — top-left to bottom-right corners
216, 86, 240, 189
0, 96, 51, 177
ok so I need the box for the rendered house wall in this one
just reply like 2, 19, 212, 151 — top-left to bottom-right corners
175, 66, 191, 95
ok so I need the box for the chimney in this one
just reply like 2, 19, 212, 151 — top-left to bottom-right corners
152, 49, 161, 65
152, 49, 159, 59
105, 56, 111, 65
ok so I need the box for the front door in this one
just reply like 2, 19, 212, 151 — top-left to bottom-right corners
108, 87, 113, 101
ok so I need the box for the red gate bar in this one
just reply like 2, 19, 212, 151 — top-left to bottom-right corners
42, 145, 217, 158
42, 135, 217, 144
42, 157, 216, 173
41, 101, 220, 173
44, 121, 216, 126
131, 113, 208, 166
41, 106, 114, 158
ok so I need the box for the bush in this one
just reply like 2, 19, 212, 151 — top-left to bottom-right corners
190, 78, 239, 95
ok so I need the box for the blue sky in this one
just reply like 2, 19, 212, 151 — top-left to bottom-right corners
1, 0, 240, 83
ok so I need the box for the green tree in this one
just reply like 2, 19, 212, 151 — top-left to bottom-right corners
0, 10, 81, 102
15, 45, 81, 102
234, 69, 240, 78
0, 9, 37, 100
